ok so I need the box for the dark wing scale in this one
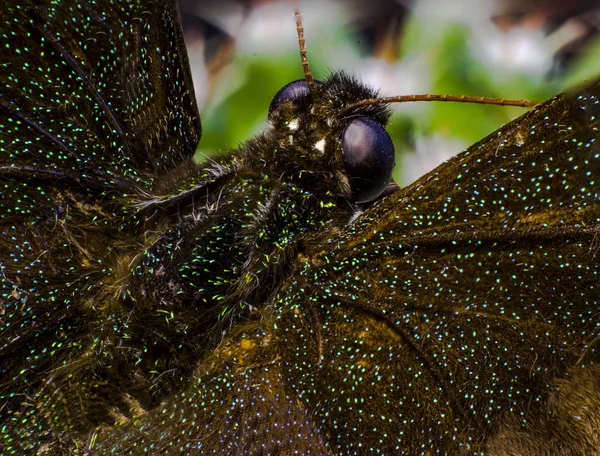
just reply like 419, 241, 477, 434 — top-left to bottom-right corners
273, 83, 600, 452
0, 0, 199, 451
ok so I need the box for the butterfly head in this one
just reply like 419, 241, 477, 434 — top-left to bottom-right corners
266, 72, 397, 206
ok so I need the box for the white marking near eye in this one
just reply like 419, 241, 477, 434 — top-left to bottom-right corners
288, 118, 299, 131
314, 138, 326, 153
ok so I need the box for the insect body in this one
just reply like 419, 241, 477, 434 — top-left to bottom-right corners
0, 1, 599, 455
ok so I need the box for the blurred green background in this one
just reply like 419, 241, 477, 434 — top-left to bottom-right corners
179, 0, 600, 186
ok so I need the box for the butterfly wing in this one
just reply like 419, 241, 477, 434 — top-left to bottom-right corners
0, 0, 199, 450
0, 0, 200, 178
273, 81, 600, 452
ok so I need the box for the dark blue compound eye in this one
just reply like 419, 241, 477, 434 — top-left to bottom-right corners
342, 117, 396, 204
268, 79, 321, 119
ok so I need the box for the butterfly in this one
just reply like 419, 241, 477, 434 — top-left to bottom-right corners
1, 0, 599, 454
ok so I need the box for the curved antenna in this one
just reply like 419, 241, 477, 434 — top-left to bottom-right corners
341, 94, 539, 117
295, 11, 317, 100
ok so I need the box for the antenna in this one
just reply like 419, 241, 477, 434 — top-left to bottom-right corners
292, 12, 538, 114
295, 11, 317, 100
341, 94, 539, 117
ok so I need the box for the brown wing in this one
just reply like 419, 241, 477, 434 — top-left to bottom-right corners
0, 0, 200, 452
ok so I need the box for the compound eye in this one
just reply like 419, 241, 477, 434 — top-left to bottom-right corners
342, 117, 395, 204
268, 79, 321, 119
